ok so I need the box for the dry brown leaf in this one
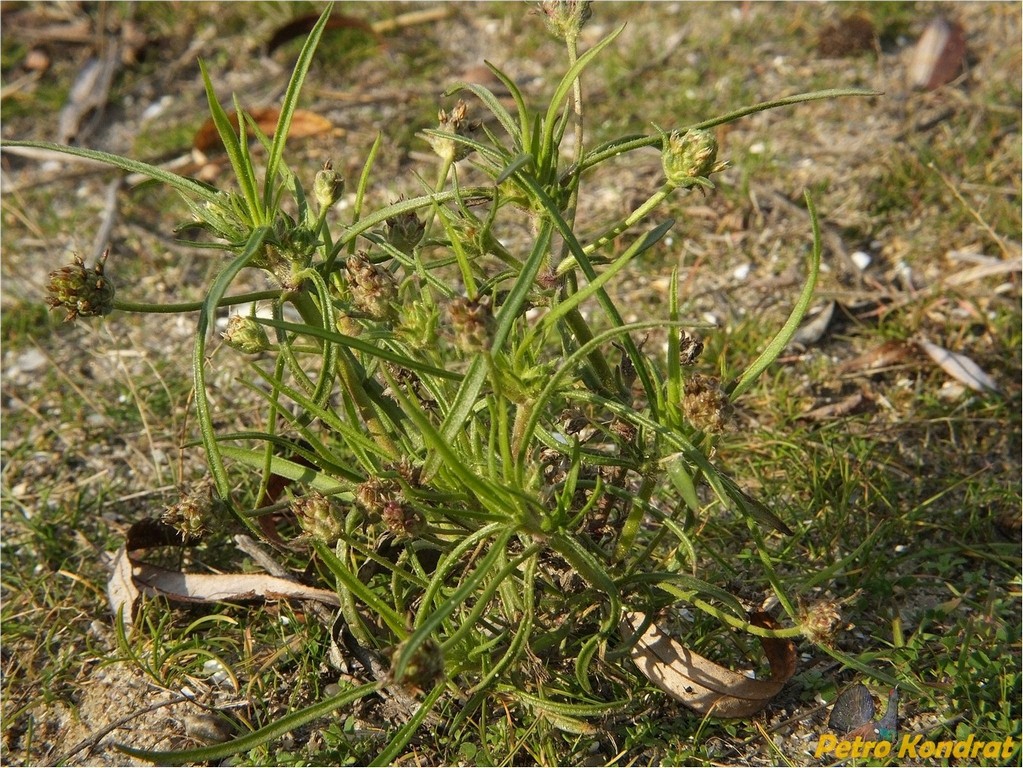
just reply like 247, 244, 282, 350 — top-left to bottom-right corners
106, 544, 139, 628
107, 518, 339, 632
835, 340, 914, 377
798, 391, 866, 422
132, 561, 340, 607
624, 610, 796, 718
918, 339, 999, 394
907, 17, 967, 91
192, 108, 333, 155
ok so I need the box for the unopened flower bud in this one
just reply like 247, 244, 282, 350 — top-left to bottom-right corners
386, 208, 426, 254
426, 100, 480, 163
662, 129, 727, 189
392, 637, 445, 694
346, 252, 397, 321
681, 374, 730, 433
46, 251, 116, 322
537, 1, 592, 42
448, 297, 493, 353
313, 160, 345, 209
294, 492, 342, 543
222, 314, 270, 354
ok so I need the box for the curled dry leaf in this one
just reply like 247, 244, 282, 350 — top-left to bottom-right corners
624, 610, 796, 718
107, 519, 339, 632
918, 339, 999, 394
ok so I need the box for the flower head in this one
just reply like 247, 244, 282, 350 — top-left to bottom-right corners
162, 479, 216, 541
46, 251, 116, 322
662, 129, 727, 190
448, 297, 493, 353
426, 100, 480, 163
346, 252, 397, 321
294, 492, 342, 543
313, 160, 345, 210
222, 314, 270, 354
386, 207, 426, 254
681, 374, 730, 433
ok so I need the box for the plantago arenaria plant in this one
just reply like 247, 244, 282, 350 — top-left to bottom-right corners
3, 3, 879, 762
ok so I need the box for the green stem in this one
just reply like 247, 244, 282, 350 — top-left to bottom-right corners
112, 290, 282, 314
558, 182, 675, 275
289, 288, 397, 457
563, 304, 616, 394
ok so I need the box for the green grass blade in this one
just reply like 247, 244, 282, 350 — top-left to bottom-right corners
117, 682, 377, 765
728, 191, 821, 400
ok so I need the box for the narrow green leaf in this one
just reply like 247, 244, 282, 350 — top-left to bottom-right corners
393, 529, 513, 681
423, 355, 486, 480
729, 191, 822, 400
255, 317, 461, 381
198, 61, 263, 224
194, 228, 268, 510
540, 26, 624, 161
493, 219, 552, 350
383, 369, 517, 517
574, 635, 601, 694
265, 3, 332, 201
485, 60, 532, 145
312, 539, 408, 636
446, 81, 521, 145
369, 682, 446, 767
496, 152, 534, 185
0, 141, 219, 203
580, 88, 882, 171
218, 445, 349, 492
530, 219, 673, 344
117, 682, 377, 765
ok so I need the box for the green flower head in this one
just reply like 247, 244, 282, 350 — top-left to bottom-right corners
46, 250, 116, 322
